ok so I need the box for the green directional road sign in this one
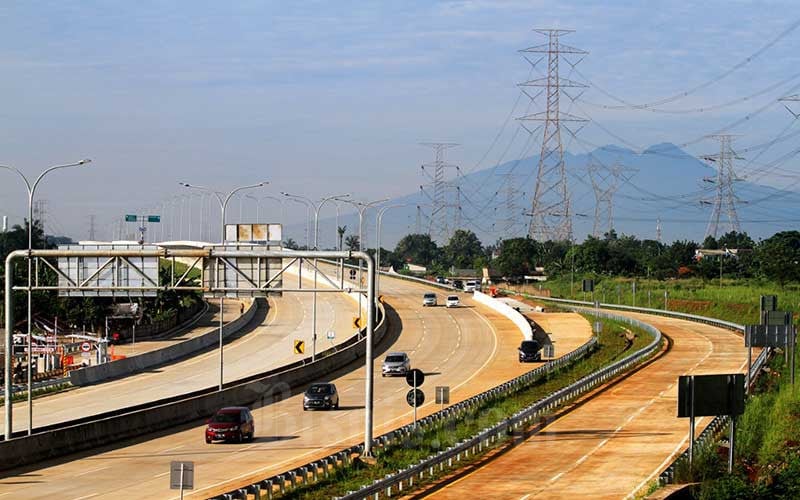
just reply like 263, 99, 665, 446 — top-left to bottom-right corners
147, 215, 161, 223
125, 214, 137, 222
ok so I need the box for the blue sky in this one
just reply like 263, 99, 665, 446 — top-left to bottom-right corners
1, 1, 799, 244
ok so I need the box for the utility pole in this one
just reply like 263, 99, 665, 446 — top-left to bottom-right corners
700, 135, 743, 239
419, 142, 460, 243
518, 29, 588, 242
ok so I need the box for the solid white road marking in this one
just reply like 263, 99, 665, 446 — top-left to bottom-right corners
75, 466, 110, 477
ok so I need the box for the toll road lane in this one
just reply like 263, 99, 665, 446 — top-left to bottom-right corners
0, 283, 354, 435
425, 311, 750, 500
0, 275, 555, 499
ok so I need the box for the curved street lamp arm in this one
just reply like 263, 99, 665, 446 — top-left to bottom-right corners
0, 165, 32, 194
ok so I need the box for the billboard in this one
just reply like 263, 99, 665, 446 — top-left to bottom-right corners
224, 223, 282, 243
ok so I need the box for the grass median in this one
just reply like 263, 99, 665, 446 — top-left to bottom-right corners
274, 315, 656, 499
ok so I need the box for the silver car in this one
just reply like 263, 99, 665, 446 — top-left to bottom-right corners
381, 352, 411, 377
422, 293, 437, 307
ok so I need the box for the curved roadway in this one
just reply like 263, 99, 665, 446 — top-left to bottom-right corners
1, 284, 355, 435
423, 309, 750, 500
0, 275, 546, 499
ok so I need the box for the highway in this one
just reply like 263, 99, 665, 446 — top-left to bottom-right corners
0, 283, 357, 435
422, 310, 750, 500
0, 275, 559, 499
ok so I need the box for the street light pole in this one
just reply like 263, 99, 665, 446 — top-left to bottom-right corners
282, 193, 349, 361
375, 204, 409, 296
180, 181, 268, 391
1, 159, 92, 435
337, 198, 389, 327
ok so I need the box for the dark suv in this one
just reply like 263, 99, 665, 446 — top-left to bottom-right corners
518, 340, 542, 362
303, 382, 340, 410
205, 407, 254, 443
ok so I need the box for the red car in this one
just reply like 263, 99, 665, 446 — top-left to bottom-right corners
205, 407, 255, 443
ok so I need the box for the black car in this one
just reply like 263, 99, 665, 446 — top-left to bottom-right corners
452, 279, 464, 290
518, 340, 542, 362
303, 382, 340, 410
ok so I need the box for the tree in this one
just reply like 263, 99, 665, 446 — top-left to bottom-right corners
494, 238, 537, 277
757, 231, 800, 286
393, 234, 440, 267
345, 234, 360, 252
283, 238, 299, 250
444, 229, 483, 270
337, 226, 347, 251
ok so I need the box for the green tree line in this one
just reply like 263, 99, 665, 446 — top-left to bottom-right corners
361, 228, 800, 286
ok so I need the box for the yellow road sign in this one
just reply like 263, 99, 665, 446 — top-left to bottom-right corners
353, 316, 363, 329
293, 339, 305, 354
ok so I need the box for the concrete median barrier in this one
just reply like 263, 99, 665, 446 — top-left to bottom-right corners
0, 302, 386, 471
472, 290, 533, 340
68, 299, 261, 386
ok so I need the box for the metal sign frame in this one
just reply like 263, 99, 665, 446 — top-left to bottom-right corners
4, 248, 380, 456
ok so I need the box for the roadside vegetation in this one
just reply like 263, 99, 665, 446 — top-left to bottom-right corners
274, 316, 655, 499
0, 382, 72, 408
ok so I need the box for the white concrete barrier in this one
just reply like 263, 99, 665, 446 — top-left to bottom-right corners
472, 290, 533, 340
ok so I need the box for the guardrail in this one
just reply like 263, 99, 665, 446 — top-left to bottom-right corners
500, 291, 773, 489
215, 280, 764, 499
322, 306, 661, 500
213, 299, 612, 499
657, 346, 771, 486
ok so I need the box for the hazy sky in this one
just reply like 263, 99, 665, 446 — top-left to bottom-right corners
1, 1, 799, 244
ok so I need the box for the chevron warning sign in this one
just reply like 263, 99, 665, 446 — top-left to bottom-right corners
293, 339, 305, 354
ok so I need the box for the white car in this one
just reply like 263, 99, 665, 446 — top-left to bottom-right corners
464, 280, 478, 292
446, 295, 460, 308
422, 293, 437, 306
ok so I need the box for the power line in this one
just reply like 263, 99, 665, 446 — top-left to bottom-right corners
572, 17, 800, 111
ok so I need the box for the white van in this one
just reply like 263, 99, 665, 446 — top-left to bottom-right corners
464, 280, 478, 293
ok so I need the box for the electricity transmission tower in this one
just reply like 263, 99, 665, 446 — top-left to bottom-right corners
780, 94, 800, 118
587, 161, 637, 237
518, 29, 588, 242
494, 173, 526, 237
656, 217, 662, 243
419, 142, 461, 243
700, 135, 743, 239
33, 199, 47, 234
88, 214, 96, 240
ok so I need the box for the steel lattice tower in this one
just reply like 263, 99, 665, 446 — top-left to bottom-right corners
588, 161, 637, 237
88, 214, 96, 240
518, 29, 588, 242
420, 142, 461, 243
495, 173, 526, 237
780, 94, 800, 118
701, 135, 743, 239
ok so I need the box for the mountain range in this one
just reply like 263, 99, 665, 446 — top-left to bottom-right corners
285, 143, 800, 250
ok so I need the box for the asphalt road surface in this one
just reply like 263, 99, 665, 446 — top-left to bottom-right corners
424, 310, 750, 500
